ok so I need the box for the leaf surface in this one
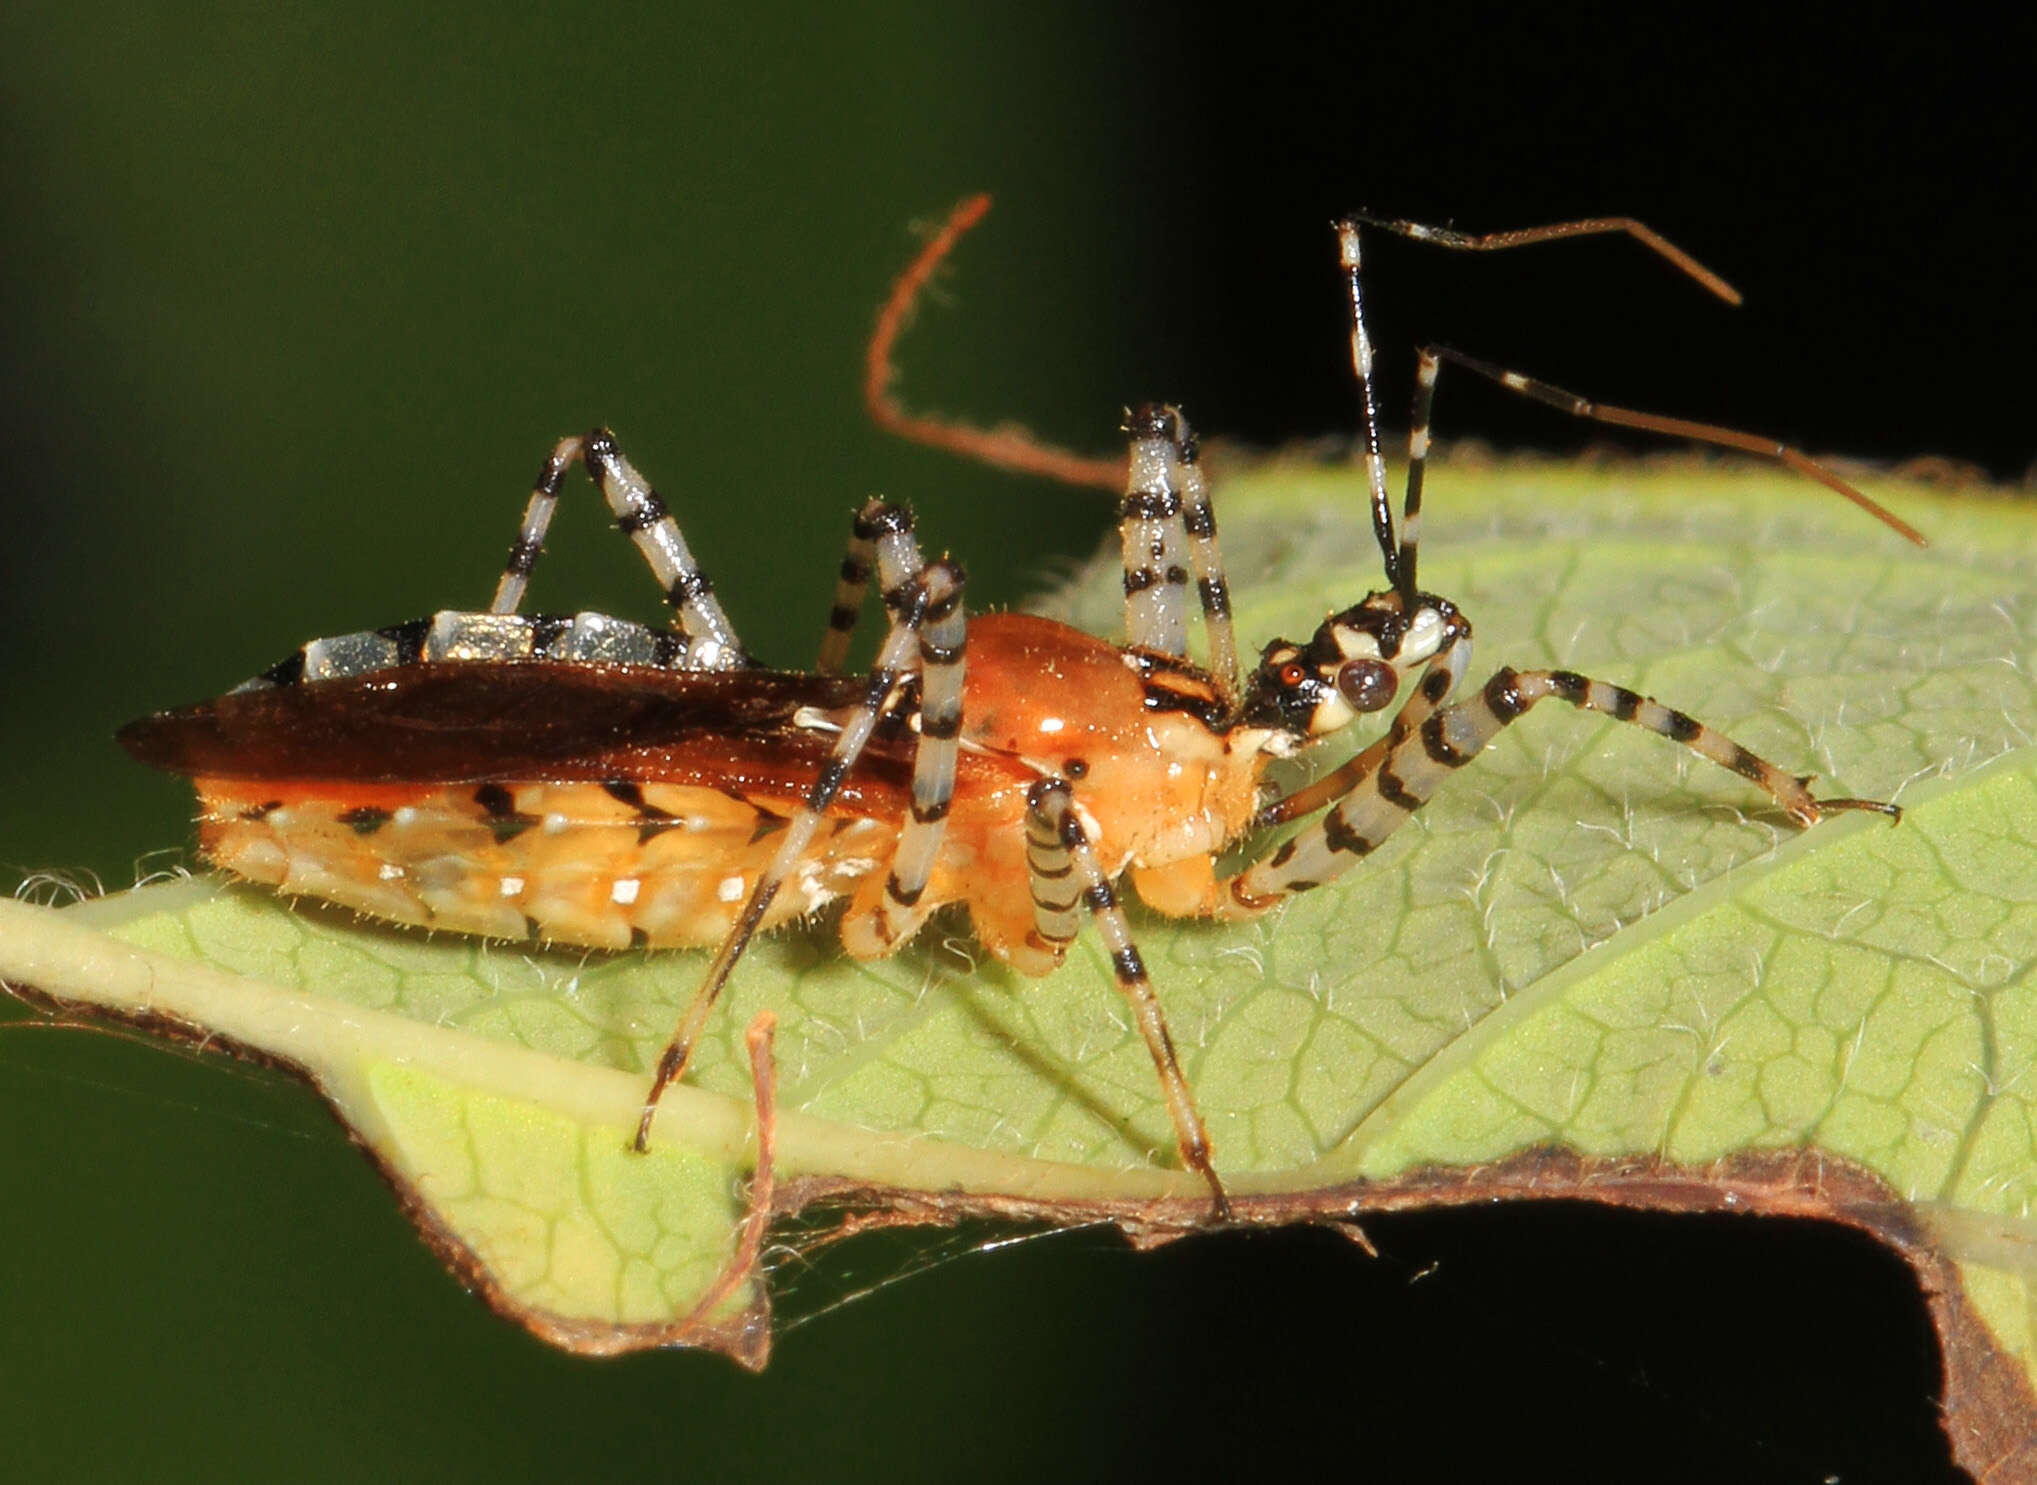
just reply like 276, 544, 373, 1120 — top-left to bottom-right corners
4, 454, 2033, 1463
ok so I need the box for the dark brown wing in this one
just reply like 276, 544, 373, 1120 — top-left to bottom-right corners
118, 661, 890, 784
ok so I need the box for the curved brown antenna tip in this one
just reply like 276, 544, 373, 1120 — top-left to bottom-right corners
1433, 345, 1931, 547
865, 194, 1125, 491
1344, 212, 1745, 307
1598, 405, 1931, 547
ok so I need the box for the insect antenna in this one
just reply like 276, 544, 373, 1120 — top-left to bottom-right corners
1341, 211, 1745, 307
1333, 210, 1744, 601
1332, 212, 1928, 591
1423, 346, 1928, 547
1333, 218, 1406, 598
864, 194, 1123, 491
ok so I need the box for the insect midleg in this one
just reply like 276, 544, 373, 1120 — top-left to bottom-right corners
486, 428, 749, 666
1024, 778, 1231, 1219
1170, 409, 1243, 705
632, 561, 963, 1154
815, 498, 925, 674
842, 554, 966, 954
1235, 659, 1900, 909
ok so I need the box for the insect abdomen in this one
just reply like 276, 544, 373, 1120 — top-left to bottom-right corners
197, 777, 891, 949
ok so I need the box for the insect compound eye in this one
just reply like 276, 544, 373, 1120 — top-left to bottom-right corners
1278, 662, 1310, 689
1336, 658, 1398, 712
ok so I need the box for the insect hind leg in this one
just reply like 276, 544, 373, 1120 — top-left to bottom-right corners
488, 428, 750, 667
1119, 405, 1195, 661
1024, 778, 1231, 1221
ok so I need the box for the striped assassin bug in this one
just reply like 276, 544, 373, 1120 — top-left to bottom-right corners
120, 197, 1923, 1222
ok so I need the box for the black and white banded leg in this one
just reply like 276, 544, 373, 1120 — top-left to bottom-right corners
1120, 405, 1242, 699
1119, 405, 1194, 659
633, 560, 966, 1153
1025, 777, 1230, 1219
487, 428, 750, 667
815, 497, 927, 675
1239, 662, 1899, 907
844, 548, 968, 954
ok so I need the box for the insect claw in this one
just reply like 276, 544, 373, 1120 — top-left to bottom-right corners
1203, 1173, 1236, 1225
630, 1034, 700, 1155
1817, 796, 1904, 824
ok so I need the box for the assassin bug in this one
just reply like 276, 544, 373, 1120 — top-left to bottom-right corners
121, 198, 1922, 1221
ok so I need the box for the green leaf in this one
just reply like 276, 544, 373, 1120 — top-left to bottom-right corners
4, 454, 2034, 1454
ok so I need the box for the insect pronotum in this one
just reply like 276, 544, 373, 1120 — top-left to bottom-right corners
121, 196, 1922, 1220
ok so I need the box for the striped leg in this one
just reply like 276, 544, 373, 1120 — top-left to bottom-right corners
632, 561, 963, 1153
1123, 404, 1242, 703
1119, 404, 1195, 658
842, 557, 968, 954
487, 428, 751, 667
816, 498, 926, 674
1025, 778, 1231, 1220
1237, 664, 1900, 906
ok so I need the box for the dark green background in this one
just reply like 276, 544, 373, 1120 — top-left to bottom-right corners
3, 8, 2018, 1481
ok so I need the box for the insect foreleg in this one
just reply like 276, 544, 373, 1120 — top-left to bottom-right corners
632, 562, 963, 1154
487, 428, 750, 666
1237, 664, 1899, 909
1024, 778, 1231, 1220
816, 498, 926, 674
